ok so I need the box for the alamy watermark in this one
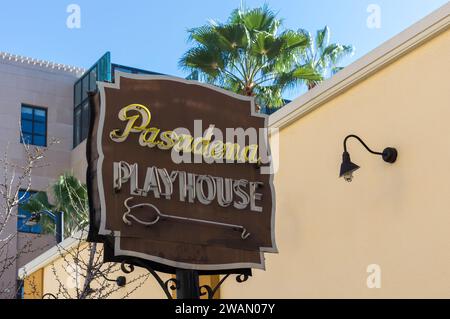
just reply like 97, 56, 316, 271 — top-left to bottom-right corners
367, 4, 381, 29
366, 264, 381, 289
66, 4, 81, 29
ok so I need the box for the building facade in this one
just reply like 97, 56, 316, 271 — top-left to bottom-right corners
0, 51, 163, 298
0, 52, 83, 298
13, 3, 450, 299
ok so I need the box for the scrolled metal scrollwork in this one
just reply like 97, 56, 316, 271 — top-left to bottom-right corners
120, 260, 250, 300
165, 278, 179, 293
199, 284, 214, 299
236, 273, 249, 283
199, 273, 250, 299
120, 260, 174, 299
120, 261, 135, 274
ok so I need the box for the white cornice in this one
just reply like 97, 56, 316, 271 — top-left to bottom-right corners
18, 229, 87, 279
0, 51, 85, 76
269, 2, 450, 130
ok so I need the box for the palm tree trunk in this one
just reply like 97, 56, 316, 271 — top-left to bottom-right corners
243, 86, 261, 112
307, 82, 317, 90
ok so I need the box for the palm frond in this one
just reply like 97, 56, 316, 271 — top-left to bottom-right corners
292, 65, 323, 81
315, 26, 330, 51
187, 25, 217, 46
255, 85, 284, 109
180, 6, 353, 107
179, 47, 225, 78
19, 191, 53, 214
238, 4, 278, 34
251, 32, 284, 60
279, 30, 309, 52
214, 23, 248, 52
322, 44, 355, 65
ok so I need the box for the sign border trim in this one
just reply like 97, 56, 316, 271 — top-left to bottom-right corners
95, 71, 278, 271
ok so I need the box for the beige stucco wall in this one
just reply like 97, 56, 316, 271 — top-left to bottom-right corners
35, 237, 223, 299
222, 27, 450, 298
41, 242, 173, 299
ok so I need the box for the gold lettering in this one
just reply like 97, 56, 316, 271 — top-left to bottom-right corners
158, 131, 176, 150
110, 104, 151, 142
109, 104, 261, 164
139, 128, 161, 147
242, 145, 259, 163
224, 143, 240, 161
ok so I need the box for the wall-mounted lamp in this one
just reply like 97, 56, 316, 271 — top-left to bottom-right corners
25, 210, 64, 243
339, 135, 398, 182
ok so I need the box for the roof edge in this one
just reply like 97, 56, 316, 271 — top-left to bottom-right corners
0, 51, 85, 76
269, 2, 450, 129
18, 229, 87, 279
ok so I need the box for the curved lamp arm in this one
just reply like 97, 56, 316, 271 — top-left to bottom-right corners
343, 135, 383, 156
343, 134, 397, 163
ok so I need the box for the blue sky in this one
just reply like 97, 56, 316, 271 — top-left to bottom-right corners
0, 0, 447, 99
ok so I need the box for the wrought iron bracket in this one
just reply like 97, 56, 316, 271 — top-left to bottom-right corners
120, 260, 249, 299
121, 261, 179, 299
199, 273, 249, 299
42, 292, 58, 299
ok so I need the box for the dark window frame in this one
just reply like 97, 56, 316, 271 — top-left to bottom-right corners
20, 104, 48, 147
72, 52, 164, 148
73, 61, 103, 148
73, 72, 92, 148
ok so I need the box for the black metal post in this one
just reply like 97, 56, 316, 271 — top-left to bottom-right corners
55, 211, 64, 244
176, 269, 200, 299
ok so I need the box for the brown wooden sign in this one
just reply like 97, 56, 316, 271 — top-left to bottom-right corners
87, 72, 276, 272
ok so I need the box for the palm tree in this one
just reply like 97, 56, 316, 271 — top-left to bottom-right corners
20, 173, 88, 237
180, 5, 321, 109
296, 26, 354, 90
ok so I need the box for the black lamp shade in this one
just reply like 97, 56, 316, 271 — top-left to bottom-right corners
339, 151, 360, 178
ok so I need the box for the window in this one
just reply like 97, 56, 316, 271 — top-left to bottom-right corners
72, 52, 163, 147
20, 105, 47, 147
74, 81, 81, 106
81, 102, 90, 139
73, 101, 90, 147
82, 75, 89, 101
17, 190, 41, 234
89, 67, 97, 92
74, 107, 81, 145
73, 67, 98, 147
73, 52, 111, 148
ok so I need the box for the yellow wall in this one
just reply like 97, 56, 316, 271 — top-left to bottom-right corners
37, 241, 221, 299
41, 242, 171, 299
24, 269, 43, 299
222, 28, 450, 298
